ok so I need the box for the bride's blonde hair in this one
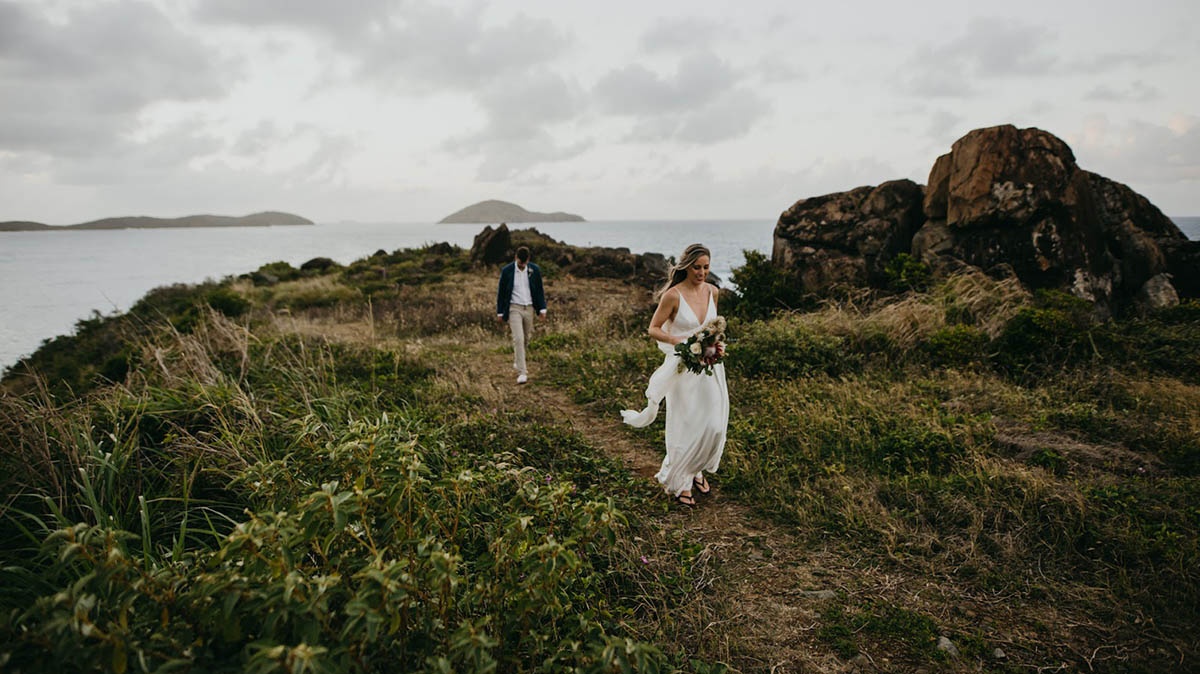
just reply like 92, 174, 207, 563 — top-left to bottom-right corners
656, 243, 711, 300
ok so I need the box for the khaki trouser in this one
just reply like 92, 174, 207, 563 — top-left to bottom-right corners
509, 304, 534, 375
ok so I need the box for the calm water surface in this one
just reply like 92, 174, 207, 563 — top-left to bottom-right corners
0, 219, 775, 368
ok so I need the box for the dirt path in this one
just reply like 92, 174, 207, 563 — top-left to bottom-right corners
464, 345, 868, 673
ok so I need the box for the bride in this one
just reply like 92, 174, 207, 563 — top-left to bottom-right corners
621, 243, 730, 507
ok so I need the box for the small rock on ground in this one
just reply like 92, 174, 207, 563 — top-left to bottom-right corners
848, 653, 871, 671
937, 636, 959, 657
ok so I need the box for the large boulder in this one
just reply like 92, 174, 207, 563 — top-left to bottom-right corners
300, 257, 337, 272
470, 223, 512, 265
911, 124, 1192, 312
772, 179, 925, 290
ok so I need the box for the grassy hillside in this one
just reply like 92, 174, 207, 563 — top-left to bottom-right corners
1, 238, 1197, 672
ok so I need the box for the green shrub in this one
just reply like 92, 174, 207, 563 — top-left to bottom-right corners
1, 419, 666, 672
883, 253, 931, 292
1107, 302, 1200, 384
923, 324, 988, 366
728, 250, 809, 320
992, 290, 1100, 373
342, 245, 471, 293
275, 281, 361, 310
0, 327, 673, 671
2, 281, 253, 397
727, 318, 854, 379
252, 260, 303, 283
203, 287, 250, 318
1152, 298, 1200, 325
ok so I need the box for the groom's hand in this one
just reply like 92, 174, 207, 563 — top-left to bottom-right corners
538, 312, 546, 321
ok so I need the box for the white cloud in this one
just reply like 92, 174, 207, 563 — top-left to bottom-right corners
638, 16, 729, 53
900, 18, 1058, 98
198, 1, 571, 93
195, 0, 387, 43
0, 0, 232, 157
0, 0, 1196, 222
1083, 80, 1161, 102
1070, 114, 1200, 185
441, 68, 591, 180
926, 110, 967, 142
594, 51, 769, 145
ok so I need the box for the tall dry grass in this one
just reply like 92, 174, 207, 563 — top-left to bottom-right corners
791, 271, 1030, 349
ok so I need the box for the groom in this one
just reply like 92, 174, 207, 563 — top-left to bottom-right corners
496, 245, 547, 384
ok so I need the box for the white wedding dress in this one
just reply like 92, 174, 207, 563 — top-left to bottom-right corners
621, 288, 729, 496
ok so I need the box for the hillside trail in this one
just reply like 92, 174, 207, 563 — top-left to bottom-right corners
456, 340, 873, 673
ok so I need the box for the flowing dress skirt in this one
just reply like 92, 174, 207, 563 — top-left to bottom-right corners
621, 343, 729, 496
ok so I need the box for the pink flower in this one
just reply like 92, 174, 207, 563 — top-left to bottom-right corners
640, 555, 649, 564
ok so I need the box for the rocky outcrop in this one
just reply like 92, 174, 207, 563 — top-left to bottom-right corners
439, 200, 585, 224
470, 223, 513, 265
916, 126, 1114, 298
470, 225, 668, 288
773, 124, 1198, 313
512, 228, 670, 289
913, 125, 1193, 312
772, 179, 926, 290
300, 257, 337, 272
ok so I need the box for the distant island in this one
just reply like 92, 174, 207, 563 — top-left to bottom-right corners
0, 211, 313, 232
438, 200, 585, 224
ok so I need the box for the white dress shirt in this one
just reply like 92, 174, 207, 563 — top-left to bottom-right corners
510, 264, 533, 306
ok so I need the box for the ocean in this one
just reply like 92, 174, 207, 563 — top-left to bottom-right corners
2, 217, 1198, 371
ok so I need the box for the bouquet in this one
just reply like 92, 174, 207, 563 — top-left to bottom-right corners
674, 316, 728, 375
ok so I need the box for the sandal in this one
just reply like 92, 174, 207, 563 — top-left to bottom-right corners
693, 476, 711, 495
675, 493, 697, 508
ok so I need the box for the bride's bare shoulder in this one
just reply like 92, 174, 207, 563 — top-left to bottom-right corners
656, 287, 680, 309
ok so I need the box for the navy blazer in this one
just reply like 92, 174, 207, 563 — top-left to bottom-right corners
496, 262, 547, 320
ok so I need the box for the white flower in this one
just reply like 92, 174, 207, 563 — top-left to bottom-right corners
689, 342, 702, 355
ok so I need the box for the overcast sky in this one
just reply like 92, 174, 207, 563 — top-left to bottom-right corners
1, 0, 1197, 223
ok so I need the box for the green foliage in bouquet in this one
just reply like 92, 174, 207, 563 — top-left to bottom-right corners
674, 317, 727, 376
